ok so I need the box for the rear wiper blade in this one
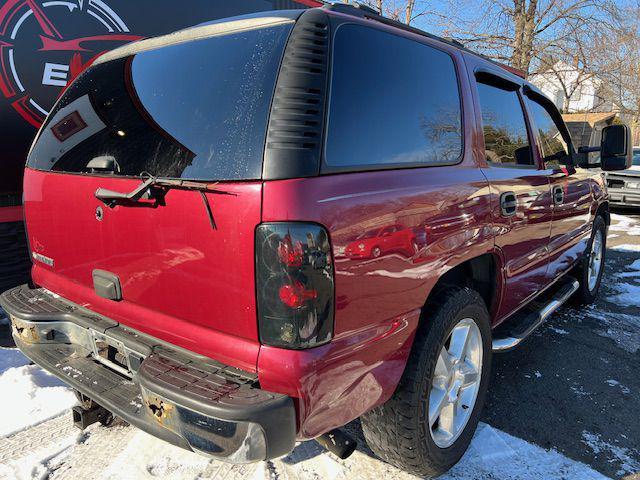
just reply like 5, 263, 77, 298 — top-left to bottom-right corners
95, 176, 228, 204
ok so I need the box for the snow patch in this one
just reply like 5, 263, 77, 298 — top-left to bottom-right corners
441, 423, 607, 479
101, 430, 216, 479
582, 431, 640, 476
571, 385, 592, 397
580, 310, 640, 354
549, 326, 569, 335
0, 348, 30, 375
0, 352, 77, 437
611, 281, 640, 307
0, 430, 80, 480
617, 258, 640, 278
609, 214, 640, 236
605, 379, 631, 394
611, 243, 640, 252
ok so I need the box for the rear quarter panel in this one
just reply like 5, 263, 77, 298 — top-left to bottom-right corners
257, 44, 498, 438
259, 163, 494, 438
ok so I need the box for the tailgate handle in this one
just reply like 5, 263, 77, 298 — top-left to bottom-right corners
93, 270, 122, 301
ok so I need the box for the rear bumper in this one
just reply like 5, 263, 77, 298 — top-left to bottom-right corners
0, 285, 296, 462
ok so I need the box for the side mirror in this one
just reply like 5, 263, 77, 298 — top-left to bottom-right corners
600, 124, 632, 171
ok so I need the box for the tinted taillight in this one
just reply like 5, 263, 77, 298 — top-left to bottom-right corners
256, 223, 334, 349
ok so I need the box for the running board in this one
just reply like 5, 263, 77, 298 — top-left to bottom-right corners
492, 278, 579, 353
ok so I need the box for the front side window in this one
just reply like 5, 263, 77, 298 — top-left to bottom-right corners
324, 25, 462, 170
476, 82, 533, 168
28, 22, 293, 181
526, 98, 571, 168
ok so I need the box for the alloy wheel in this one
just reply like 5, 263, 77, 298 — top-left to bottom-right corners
587, 229, 604, 292
428, 318, 483, 448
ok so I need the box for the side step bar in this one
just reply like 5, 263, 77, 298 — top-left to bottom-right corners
492, 278, 579, 353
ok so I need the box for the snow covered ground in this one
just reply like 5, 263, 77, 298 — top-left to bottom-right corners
1, 212, 639, 479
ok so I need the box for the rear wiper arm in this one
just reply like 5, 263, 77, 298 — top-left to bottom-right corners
95, 176, 230, 204
95, 176, 157, 205
95, 176, 234, 230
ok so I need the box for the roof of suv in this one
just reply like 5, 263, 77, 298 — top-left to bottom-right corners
96, 3, 526, 82
94, 11, 302, 65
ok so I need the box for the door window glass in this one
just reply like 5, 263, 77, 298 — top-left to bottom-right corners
476, 83, 533, 168
526, 98, 571, 168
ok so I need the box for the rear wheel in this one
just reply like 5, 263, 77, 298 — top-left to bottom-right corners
573, 215, 606, 304
361, 287, 491, 477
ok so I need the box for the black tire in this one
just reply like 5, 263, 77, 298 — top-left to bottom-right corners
371, 246, 382, 258
361, 287, 492, 477
572, 215, 607, 305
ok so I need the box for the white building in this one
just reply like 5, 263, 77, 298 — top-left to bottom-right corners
530, 60, 613, 113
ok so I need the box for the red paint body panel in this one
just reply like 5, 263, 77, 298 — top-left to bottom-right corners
259, 308, 421, 439
259, 164, 495, 437
24, 168, 262, 372
0, 205, 23, 223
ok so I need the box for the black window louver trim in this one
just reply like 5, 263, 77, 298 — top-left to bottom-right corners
263, 10, 330, 180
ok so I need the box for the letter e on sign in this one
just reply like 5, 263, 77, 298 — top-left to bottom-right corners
42, 63, 70, 87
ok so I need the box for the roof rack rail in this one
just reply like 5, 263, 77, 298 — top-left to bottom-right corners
322, 2, 526, 79
324, 2, 463, 50
324, 3, 378, 16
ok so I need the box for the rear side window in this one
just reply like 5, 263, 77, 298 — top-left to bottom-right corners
27, 22, 293, 181
476, 83, 533, 168
525, 98, 571, 168
324, 25, 462, 170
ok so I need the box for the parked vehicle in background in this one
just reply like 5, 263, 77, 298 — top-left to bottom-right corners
345, 224, 418, 259
0, 3, 632, 477
604, 147, 640, 207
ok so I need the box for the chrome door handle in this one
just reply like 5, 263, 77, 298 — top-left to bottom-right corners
500, 192, 517, 217
553, 186, 564, 205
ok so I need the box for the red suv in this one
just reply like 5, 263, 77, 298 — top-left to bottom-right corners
1, 4, 632, 476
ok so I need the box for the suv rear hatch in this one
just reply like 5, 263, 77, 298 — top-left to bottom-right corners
23, 15, 297, 371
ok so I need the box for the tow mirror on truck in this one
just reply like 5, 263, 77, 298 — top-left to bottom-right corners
578, 124, 633, 171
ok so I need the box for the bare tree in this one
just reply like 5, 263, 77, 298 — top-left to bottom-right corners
594, 6, 640, 140
443, 0, 620, 75
530, 25, 613, 113
360, 0, 437, 25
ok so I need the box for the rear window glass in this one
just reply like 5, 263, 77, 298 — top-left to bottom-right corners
324, 24, 462, 170
27, 22, 293, 181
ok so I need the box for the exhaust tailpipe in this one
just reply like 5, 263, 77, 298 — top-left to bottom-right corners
316, 428, 357, 459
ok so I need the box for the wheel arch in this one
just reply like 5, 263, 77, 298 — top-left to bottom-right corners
424, 252, 503, 323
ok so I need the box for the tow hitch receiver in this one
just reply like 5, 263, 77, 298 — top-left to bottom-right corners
72, 403, 114, 430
